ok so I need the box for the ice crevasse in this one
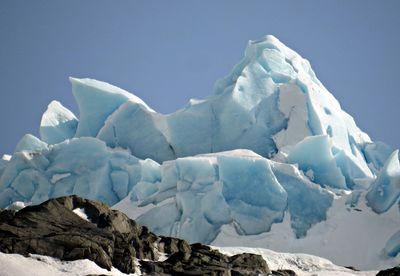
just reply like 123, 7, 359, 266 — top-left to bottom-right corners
0, 35, 399, 269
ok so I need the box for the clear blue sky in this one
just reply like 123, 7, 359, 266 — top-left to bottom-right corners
1, 1, 399, 155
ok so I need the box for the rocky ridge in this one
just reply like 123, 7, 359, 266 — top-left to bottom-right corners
0, 195, 281, 275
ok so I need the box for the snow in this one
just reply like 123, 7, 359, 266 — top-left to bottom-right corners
6, 201, 28, 211
72, 208, 90, 222
0, 253, 139, 276
2, 155, 11, 161
0, 250, 375, 276
273, 83, 311, 149
215, 247, 376, 276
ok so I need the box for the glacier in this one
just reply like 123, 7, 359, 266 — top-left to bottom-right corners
0, 35, 399, 270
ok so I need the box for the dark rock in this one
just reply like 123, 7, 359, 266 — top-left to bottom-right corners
270, 269, 297, 276
230, 252, 269, 274
0, 195, 158, 273
345, 266, 359, 271
0, 195, 276, 275
160, 235, 192, 260
140, 242, 270, 275
376, 266, 400, 276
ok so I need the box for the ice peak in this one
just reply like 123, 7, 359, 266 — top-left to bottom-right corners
70, 77, 153, 137
40, 100, 78, 144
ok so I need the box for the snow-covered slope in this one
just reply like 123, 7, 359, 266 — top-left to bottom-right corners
215, 247, 377, 276
0, 35, 399, 271
0, 253, 139, 276
0, 250, 376, 276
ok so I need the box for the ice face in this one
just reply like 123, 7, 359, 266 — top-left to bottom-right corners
287, 135, 347, 189
366, 150, 400, 213
364, 141, 394, 173
385, 230, 400, 257
14, 134, 48, 153
135, 150, 288, 243
70, 77, 152, 138
271, 161, 334, 238
0, 137, 157, 207
40, 101, 78, 144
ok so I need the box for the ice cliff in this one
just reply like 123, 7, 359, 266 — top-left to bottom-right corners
0, 35, 399, 270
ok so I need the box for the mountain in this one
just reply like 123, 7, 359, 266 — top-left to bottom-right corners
0, 35, 399, 271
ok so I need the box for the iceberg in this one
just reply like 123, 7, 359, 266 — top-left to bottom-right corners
0, 35, 399, 270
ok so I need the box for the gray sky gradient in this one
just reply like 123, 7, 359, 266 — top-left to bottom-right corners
1, 0, 399, 155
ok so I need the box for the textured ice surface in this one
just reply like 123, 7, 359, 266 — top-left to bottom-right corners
137, 151, 288, 243
0, 35, 399, 269
0, 137, 157, 207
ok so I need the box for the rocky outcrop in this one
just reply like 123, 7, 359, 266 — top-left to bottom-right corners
376, 266, 400, 276
0, 195, 159, 273
0, 195, 281, 275
141, 243, 269, 275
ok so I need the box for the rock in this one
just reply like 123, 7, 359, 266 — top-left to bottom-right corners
0, 195, 158, 273
0, 195, 274, 275
270, 270, 297, 276
376, 266, 400, 276
140, 243, 270, 275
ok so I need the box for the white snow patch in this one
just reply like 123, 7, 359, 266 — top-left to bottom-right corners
215, 247, 376, 276
0, 252, 139, 276
72, 208, 90, 222
40, 101, 77, 127
273, 83, 311, 149
1, 154, 11, 161
7, 201, 29, 211
21, 151, 33, 161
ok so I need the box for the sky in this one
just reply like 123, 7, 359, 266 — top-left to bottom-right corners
0, 0, 399, 155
